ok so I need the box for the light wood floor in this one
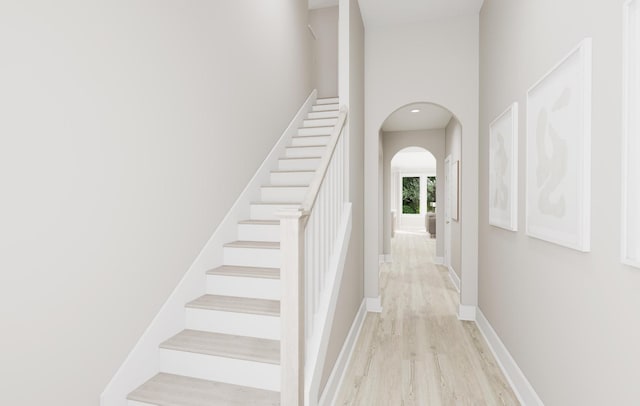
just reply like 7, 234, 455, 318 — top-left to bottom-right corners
335, 232, 519, 406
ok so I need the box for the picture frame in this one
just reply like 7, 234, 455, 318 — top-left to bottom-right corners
622, 0, 640, 267
525, 38, 592, 252
489, 102, 519, 231
452, 160, 460, 221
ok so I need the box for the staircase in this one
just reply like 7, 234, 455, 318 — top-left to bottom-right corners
127, 97, 340, 406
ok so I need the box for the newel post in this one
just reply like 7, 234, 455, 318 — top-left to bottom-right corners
277, 208, 306, 406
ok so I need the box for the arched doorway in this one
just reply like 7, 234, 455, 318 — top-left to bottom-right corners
372, 101, 471, 318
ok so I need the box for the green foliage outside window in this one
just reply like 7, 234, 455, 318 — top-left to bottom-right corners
402, 177, 420, 214
427, 176, 436, 213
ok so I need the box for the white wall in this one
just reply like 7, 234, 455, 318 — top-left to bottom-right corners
382, 130, 445, 256
0, 1, 312, 405
480, 0, 640, 404
445, 118, 462, 277
319, 0, 365, 396
310, 6, 339, 98
364, 15, 479, 309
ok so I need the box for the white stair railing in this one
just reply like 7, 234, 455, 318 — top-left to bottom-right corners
278, 106, 349, 406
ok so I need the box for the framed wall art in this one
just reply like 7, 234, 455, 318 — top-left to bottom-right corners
623, 0, 640, 267
489, 102, 519, 231
526, 39, 592, 252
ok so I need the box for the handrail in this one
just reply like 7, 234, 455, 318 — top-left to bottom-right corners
301, 106, 348, 216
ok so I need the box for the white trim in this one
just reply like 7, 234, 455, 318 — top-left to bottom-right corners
318, 299, 367, 406
366, 296, 383, 313
476, 310, 544, 406
378, 254, 385, 264
434, 256, 444, 265
384, 254, 392, 263
100, 90, 318, 406
622, 0, 640, 268
448, 265, 461, 292
457, 304, 476, 321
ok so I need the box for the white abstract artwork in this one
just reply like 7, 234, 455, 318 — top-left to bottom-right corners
526, 39, 592, 252
623, 0, 640, 268
489, 103, 518, 231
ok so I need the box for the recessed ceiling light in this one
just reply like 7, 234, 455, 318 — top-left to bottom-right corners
411, 109, 420, 113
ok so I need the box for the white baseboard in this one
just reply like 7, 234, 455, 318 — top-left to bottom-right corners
434, 256, 444, 265
378, 254, 385, 264
378, 254, 392, 263
318, 299, 367, 406
448, 265, 460, 292
457, 304, 476, 321
366, 296, 382, 313
475, 310, 544, 406
384, 254, 392, 263
100, 90, 318, 406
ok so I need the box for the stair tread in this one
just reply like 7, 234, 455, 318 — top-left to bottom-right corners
223, 240, 280, 249
161, 330, 280, 364
278, 156, 322, 160
207, 265, 280, 279
128, 373, 280, 406
261, 184, 309, 188
187, 294, 280, 316
238, 219, 279, 225
271, 169, 316, 173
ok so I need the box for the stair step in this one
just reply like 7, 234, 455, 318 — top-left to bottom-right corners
291, 135, 330, 147
127, 373, 280, 406
316, 97, 339, 105
270, 170, 315, 185
298, 126, 334, 136
312, 103, 339, 112
223, 240, 280, 268
237, 220, 280, 243
285, 145, 326, 158
161, 330, 280, 364
278, 157, 322, 171
187, 295, 279, 316
260, 185, 308, 202
207, 265, 280, 279
308, 110, 340, 119
249, 202, 300, 220
159, 330, 280, 391
303, 118, 338, 127
186, 295, 280, 339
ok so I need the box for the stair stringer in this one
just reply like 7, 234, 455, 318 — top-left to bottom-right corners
100, 89, 317, 406
305, 203, 353, 406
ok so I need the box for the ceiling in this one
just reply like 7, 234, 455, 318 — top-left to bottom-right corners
358, 0, 484, 27
382, 103, 452, 132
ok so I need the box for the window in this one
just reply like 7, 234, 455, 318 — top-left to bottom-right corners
402, 177, 420, 214
427, 176, 436, 213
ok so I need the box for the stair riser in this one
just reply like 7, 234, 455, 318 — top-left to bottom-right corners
224, 247, 281, 268
206, 274, 280, 300
260, 187, 308, 202
291, 136, 330, 147
270, 171, 315, 185
285, 146, 326, 158
298, 127, 333, 136
312, 104, 339, 112
159, 350, 280, 391
238, 223, 280, 242
278, 158, 321, 171
185, 308, 280, 340
308, 110, 339, 119
250, 204, 299, 220
303, 118, 338, 127
316, 97, 339, 104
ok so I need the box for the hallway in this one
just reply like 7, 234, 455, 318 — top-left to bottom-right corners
336, 232, 519, 405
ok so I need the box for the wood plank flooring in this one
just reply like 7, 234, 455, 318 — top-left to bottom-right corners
335, 232, 519, 406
